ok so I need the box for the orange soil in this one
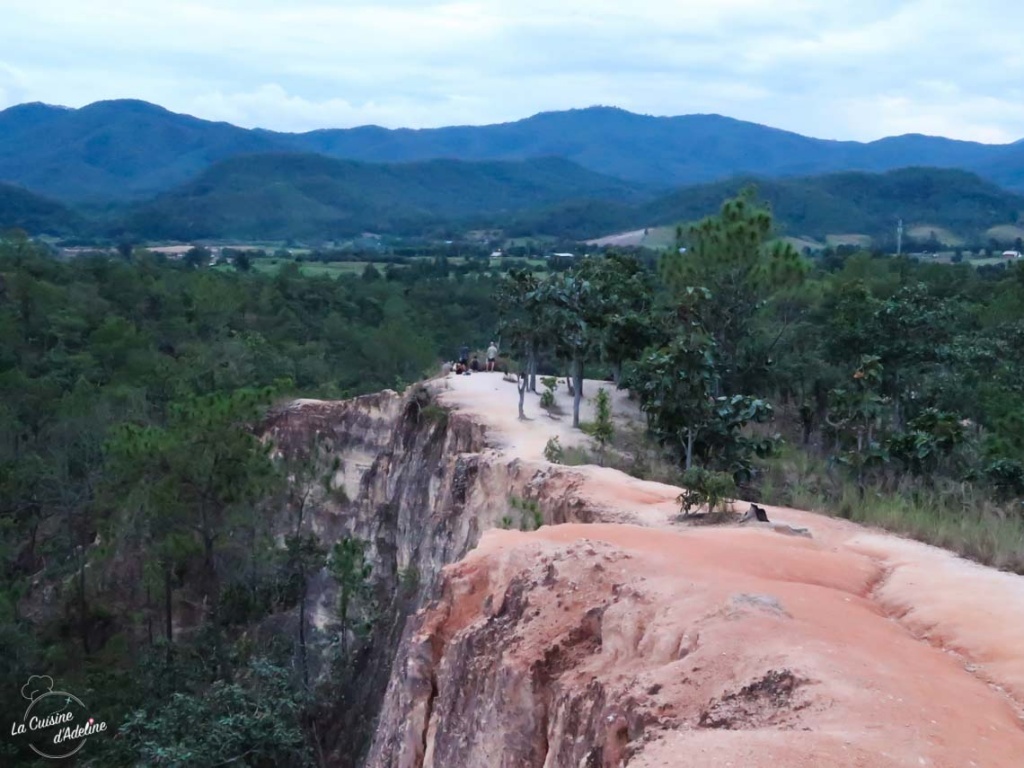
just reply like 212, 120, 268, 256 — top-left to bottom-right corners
429, 372, 1024, 766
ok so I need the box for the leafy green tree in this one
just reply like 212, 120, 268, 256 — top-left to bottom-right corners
233, 251, 253, 271
184, 246, 211, 269
662, 190, 805, 392
533, 270, 605, 427
329, 537, 373, 659
282, 436, 334, 690
496, 268, 543, 417
590, 387, 614, 465
826, 355, 890, 496
626, 298, 774, 480
574, 252, 655, 384
104, 389, 279, 634
114, 657, 313, 767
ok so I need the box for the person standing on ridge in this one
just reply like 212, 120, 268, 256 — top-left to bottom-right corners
459, 344, 470, 367
486, 341, 498, 372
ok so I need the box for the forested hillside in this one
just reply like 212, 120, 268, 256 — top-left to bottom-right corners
0, 100, 283, 201
5, 159, 1020, 246
505, 167, 1024, 241
5, 191, 1024, 763
115, 153, 653, 240
0, 182, 83, 236
0, 234, 502, 765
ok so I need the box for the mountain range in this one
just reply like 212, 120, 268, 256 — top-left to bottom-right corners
1, 99, 1024, 244
3, 99, 1024, 203
117, 154, 652, 240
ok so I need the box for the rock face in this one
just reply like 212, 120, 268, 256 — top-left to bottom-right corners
259, 385, 607, 763
368, 525, 1024, 768
263, 375, 1024, 768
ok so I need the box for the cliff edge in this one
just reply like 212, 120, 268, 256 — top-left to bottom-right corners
357, 372, 1024, 768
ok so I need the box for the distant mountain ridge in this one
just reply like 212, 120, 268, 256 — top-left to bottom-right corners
115, 153, 654, 240
4, 156, 1019, 247
3, 99, 1024, 202
504, 167, 1024, 242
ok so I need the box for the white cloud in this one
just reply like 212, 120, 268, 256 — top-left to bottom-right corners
1, 0, 1024, 142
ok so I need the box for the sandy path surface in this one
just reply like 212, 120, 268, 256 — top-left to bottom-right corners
434, 371, 1024, 765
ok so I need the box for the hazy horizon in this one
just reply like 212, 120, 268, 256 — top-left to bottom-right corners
3, 1, 1024, 143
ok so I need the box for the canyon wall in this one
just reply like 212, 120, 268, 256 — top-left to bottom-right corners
265, 377, 1024, 768
260, 384, 605, 764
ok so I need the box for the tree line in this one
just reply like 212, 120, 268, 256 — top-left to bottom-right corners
497, 191, 1024, 562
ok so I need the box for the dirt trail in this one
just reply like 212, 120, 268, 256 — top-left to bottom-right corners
432, 371, 1024, 766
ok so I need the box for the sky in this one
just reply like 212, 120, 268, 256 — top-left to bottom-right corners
2, 0, 1024, 143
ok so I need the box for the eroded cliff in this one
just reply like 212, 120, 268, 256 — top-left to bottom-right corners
269, 374, 1024, 768
259, 382, 613, 763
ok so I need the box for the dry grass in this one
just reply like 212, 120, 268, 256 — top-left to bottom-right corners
547, 421, 682, 484
754, 446, 1024, 574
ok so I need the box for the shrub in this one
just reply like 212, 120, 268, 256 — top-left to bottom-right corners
544, 436, 565, 463
509, 495, 544, 531
591, 388, 614, 464
540, 376, 558, 409
677, 467, 737, 516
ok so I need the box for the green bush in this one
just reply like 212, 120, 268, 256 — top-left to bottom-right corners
677, 467, 737, 516
544, 436, 564, 463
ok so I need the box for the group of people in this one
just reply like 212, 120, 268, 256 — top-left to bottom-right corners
446, 341, 499, 376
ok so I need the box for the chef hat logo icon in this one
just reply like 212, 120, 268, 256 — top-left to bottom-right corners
21, 675, 54, 701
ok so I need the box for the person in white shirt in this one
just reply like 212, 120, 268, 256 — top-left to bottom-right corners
486, 342, 498, 371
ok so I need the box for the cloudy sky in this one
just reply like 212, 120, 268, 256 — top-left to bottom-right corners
2, 0, 1024, 142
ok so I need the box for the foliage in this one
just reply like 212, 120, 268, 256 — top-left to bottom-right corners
677, 468, 737, 517
328, 537, 374, 657
543, 437, 565, 464
826, 355, 891, 486
539, 376, 558, 409
887, 409, 966, 476
590, 388, 615, 464
508, 496, 544, 531
625, 299, 775, 482
532, 270, 601, 426
0, 238, 509, 764
112, 657, 313, 767
661, 189, 806, 391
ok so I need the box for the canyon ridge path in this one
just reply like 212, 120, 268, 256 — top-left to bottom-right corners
417, 370, 1024, 768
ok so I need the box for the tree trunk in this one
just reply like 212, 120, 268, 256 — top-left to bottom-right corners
685, 428, 695, 470
203, 531, 218, 619
299, 566, 309, 691
77, 548, 89, 654
528, 343, 538, 392
146, 583, 154, 647
572, 357, 584, 428
517, 373, 527, 419
163, 561, 173, 646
